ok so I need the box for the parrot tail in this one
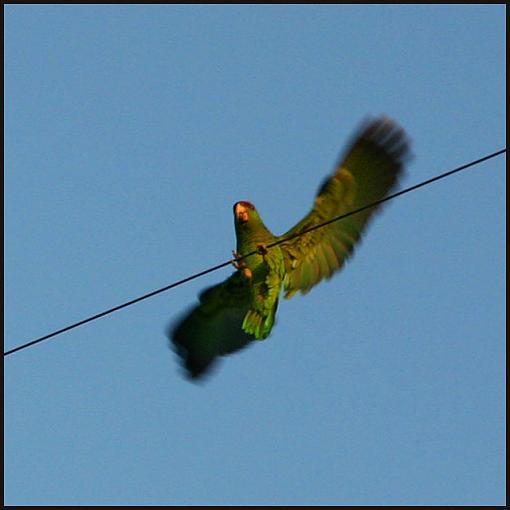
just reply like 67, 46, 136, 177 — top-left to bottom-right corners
242, 297, 279, 340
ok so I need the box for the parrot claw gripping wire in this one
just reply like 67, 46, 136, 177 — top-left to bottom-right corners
231, 250, 253, 279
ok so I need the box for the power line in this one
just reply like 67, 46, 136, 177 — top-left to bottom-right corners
3, 260, 234, 357
4, 148, 506, 358
267, 148, 506, 249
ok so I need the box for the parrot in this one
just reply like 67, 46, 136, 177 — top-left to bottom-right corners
169, 117, 410, 379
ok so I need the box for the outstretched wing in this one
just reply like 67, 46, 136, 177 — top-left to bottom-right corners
168, 271, 255, 379
280, 117, 410, 298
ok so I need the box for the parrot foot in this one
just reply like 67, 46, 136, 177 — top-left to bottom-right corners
232, 250, 243, 268
232, 250, 252, 280
257, 244, 268, 256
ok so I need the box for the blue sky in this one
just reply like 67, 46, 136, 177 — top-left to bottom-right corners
4, 5, 505, 505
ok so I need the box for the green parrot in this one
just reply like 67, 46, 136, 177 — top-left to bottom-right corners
169, 117, 410, 379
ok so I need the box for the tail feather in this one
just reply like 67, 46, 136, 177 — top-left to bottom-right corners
242, 298, 278, 340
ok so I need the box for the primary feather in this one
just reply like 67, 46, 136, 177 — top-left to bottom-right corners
280, 117, 409, 297
169, 117, 410, 379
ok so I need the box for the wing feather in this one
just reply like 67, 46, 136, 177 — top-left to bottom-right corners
280, 117, 411, 298
168, 271, 255, 379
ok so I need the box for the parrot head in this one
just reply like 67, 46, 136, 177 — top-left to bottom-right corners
233, 200, 268, 228
233, 201, 256, 224
233, 200, 272, 241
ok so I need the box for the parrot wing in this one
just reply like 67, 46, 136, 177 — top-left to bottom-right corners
168, 271, 255, 379
280, 117, 410, 298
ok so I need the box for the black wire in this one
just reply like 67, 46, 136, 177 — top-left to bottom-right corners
4, 148, 506, 357
3, 260, 234, 357
266, 148, 507, 249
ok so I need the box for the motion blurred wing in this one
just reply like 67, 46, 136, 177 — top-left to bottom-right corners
169, 271, 255, 379
280, 117, 410, 298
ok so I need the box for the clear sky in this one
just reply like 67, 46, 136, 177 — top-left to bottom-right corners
4, 5, 506, 505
